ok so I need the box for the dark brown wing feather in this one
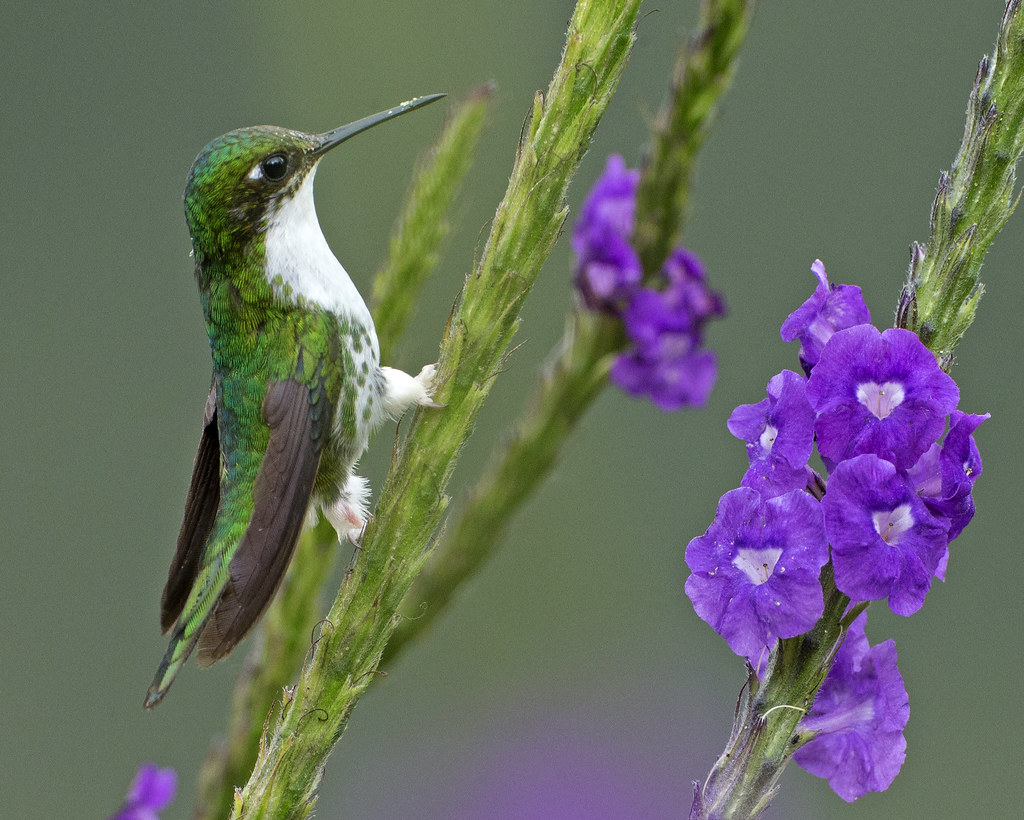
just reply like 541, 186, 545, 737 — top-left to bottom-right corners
160, 385, 220, 632
195, 373, 327, 665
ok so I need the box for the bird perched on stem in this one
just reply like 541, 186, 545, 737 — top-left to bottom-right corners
144, 94, 444, 708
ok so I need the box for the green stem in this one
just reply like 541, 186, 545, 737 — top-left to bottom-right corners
230, 2, 640, 816
386, 0, 756, 669
372, 85, 494, 363
692, 567, 849, 820
899, 0, 1024, 360
385, 311, 623, 663
634, 0, 755, 275
192, 524, 338, 820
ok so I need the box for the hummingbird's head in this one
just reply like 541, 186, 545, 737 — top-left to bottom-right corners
183, 93, 445, 262
184, 126, 316, 259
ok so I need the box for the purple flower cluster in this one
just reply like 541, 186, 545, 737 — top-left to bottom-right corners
685, 259, 987, 800
572, 155, 725, 410
109, 763, 176, 820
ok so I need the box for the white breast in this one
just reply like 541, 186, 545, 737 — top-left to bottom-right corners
262, 164, 377, 356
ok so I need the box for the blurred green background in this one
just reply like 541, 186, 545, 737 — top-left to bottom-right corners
2, 1, 1020, 817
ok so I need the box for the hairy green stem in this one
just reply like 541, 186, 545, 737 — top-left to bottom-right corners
189, 89, 490, 820
230, 2, 640, 816
900, 0, 1024, 361
192, 523, 338, 820
386, 0, 755, 670
385, 310, 623, 663
372, 84, 494, 362
634, 0, 754, 275
691, 568, 848, 820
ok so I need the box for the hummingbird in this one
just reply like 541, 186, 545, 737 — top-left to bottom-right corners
144, 94, 445, 709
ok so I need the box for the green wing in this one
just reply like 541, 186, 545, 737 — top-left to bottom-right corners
145, 342, 337, 709
196, 372, 327, 663
159, 384, 219, 632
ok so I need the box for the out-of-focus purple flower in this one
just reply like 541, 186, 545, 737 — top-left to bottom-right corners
571, 155, 725, 410
823, 454, 949, 615
572, 154, 639, 246
727, 370, 815, 498
450, 721, 684, 819
807, 325, 959, 471
573, 226, 643, 313
661, 247, 727, 338
621, 286, 696, 352
685, 487, 828, 665
110, 763, 177, 820
572, 155, 642, 313
611, 344, 717, 411
609, 255, 725, 411
780, 259, 871, 374
794, 612, 909, 802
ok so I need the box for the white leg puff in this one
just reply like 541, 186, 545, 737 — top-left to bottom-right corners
321, 474, 371, 544
379, 363, 440, 418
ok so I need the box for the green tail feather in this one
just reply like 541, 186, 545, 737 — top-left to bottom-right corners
143, 628, 199, 709
145, 516, 243, 708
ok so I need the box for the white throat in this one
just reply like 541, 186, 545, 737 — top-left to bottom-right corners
263, 165, 375, 334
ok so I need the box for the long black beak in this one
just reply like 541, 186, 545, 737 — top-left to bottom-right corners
315, 93, 446, 154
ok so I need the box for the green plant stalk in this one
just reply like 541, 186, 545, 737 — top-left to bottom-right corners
230, 1, 641, 816
386, 0, 756, 668
189, 90, 491, 820
372, 84, 494, 363
385, 310, 623, 662
691, 567, 848, 820
900, 0, 1024, 360
192, 522, 338, 820
634, 0, 754, 275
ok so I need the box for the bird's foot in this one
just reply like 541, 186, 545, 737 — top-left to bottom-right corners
322, 475, 370, 545
380, 364, 445, 414
414, 363, 445, 409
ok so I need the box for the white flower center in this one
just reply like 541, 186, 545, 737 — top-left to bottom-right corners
759, 424, 778, 454
856, 381, 905, 419
873, 504, 914, 544
734, 547, 783, 585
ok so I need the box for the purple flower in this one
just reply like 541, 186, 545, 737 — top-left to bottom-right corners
573, 226, 643, 313
794, 612, 909, 802
621, 286, 697, 352
611, 345, 717, 411
685, 487, 828, 665
110, 763, 177, 820
727, 370, 815, 498
572, 155, 641, 312
609, 255, 725, 411
780, 259, 871, 374
807, 325, 959, 471
572, 154, 638, 245
823, 455, 949, 615
926, 410, 988, 542
905, 441, 953, 581
571, 155, 725, 410
661, 247, 726, 336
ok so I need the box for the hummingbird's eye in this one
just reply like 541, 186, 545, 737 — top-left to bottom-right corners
260, 153, 288, 181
